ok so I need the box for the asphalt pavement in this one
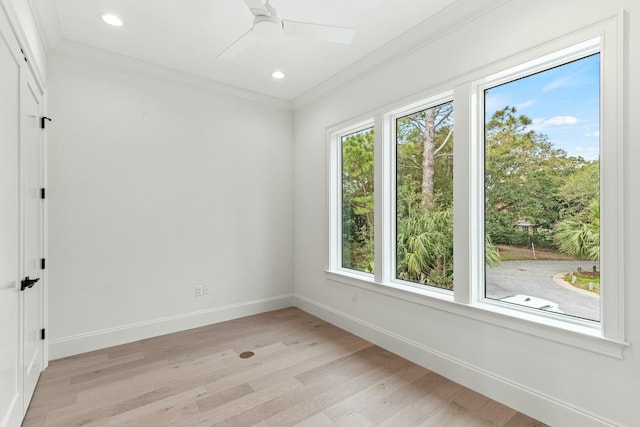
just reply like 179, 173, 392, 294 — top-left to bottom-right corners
485, 260, 600, 322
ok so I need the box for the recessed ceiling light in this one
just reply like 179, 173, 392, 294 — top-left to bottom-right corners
100, 13, 123, 27
272, 71, 285, 80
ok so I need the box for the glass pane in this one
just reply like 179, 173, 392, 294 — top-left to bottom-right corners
396, 102, 454, 289
341, 128, 374, 273
484, 54, 600, 321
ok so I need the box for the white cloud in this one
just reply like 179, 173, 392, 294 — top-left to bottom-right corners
516, 99, 535, 110
545, 116, 579, 125
586, 131, 600, 138
528, 116, 579, 132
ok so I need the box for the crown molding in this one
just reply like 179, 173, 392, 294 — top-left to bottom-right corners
1, 0, 47, 91
50, 39, 293, 111
28, 0, 62, 52
292, 0, 512, 112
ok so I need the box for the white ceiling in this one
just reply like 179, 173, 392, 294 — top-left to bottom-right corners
31, 0, 461, 101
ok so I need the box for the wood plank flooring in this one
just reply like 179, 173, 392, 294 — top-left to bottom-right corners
23, 308, 547, 426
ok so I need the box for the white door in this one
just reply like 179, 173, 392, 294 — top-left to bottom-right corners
0, 8, 24, 427
20, 72, 45, 413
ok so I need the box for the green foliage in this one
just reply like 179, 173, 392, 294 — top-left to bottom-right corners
554, 199, 600, 261
396, 103, 454, 288
341, 129, 375, 272
339, 104, 601, 280
557, 161, 600, 220
484, 106, 600, 260
485, 107, 569, 239
396, 207, 454, 288
485, 236, 501, 268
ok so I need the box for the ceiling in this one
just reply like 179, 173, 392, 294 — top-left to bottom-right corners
31, 0, 462, 101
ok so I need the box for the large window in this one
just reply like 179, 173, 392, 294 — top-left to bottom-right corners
484, 54, 601, 322
328, 23, 624, 355
396, 102, 454, 289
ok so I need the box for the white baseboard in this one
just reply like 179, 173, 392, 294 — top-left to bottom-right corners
49, 294, 294, 360
293, 294, 616, 427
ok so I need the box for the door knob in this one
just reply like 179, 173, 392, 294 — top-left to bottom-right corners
21, 276, 39, 291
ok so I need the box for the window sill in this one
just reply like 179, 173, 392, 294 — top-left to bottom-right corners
325, 270, 629, 359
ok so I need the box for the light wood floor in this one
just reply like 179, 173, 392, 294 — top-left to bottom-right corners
23, 308, 547, 426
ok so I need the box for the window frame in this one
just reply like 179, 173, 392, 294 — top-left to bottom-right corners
326, 14, 626, 357
328, 119, 376, 280
466, 30, 625, 341
472, 39, 603, 329
388, 92, 455, 294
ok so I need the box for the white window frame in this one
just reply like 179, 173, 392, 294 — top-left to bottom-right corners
388, 92, 455, 295
470, 39, 608, 328
326, 14, 627, 358
327, 119, 375, 281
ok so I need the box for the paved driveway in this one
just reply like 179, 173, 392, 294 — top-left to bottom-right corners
485, 260, 600, 321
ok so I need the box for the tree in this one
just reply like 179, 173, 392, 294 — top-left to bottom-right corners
554, 199, 600, 261
341, 129, 375, 272
485, 107, 572, 245
557, 160, 599, 221
396, 208, 454, 288
396, 102, 454, 288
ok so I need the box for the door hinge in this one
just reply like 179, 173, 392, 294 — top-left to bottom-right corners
40, 116, 52, 129
40, 188, 46, 199
41, 329, 46, 340
20, 48, 28, 62
41, 258, 46, 269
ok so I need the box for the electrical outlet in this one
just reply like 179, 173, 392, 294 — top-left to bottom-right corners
195, 285, 203, 297
203, 284, 210, 295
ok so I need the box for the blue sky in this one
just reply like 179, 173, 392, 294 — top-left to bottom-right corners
485, 54, 600, 160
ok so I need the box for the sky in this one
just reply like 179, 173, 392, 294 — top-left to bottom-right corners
485, 53, 600, 161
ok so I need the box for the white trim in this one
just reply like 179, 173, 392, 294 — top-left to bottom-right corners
468, 15, 624, 340
373, 113, 390, 284
599, 11, 625, 341
292, 0, 511, 111
48, 294, 293, 360
327, 120, 375, 275
325, 270, 626, 358
49, 40, 292, 112
293, 294, 619, 427
385, 91, 454, 291
26, 0, 62, 53
453, 81, 475, 304
40, 89, 48, 369
0, 0, 46, 92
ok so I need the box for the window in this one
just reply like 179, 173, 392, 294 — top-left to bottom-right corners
483, 54, 601, 322
328, 19, 624, 355
339, 126, 375, 274
395, 101, 454, 290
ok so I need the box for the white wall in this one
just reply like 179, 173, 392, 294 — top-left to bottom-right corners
47, 54, 294, 358
293, 1, 640, 426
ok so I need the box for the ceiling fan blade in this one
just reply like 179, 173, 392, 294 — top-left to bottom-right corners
242, 0, 269, 16
282, 20, 355, 44
218, 29, 257, 59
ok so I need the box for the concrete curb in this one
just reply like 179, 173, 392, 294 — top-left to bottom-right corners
552, 272, 599, 298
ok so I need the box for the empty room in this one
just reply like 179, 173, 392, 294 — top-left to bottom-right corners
1, 0, 639, 426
